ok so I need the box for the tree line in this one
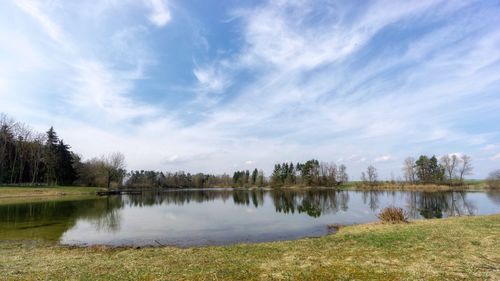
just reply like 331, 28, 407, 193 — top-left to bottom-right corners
403, 154, 472, 185
126, 170, 233, 188
0, 114, 125, 188
359, 154, 474, 185
1, 114, 492, 189
269, 160, 348, 187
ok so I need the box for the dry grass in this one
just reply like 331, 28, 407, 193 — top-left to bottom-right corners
349, 182, 490, 192
0, 186, 104, 204
377, 206, 409, 223
0, 215, 498, 280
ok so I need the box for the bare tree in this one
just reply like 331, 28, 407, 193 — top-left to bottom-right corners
486, 169, 500, 189
457, 155, 473, 184
103, 152, 126, 189
256, 170, 265, 187
365, 165, 377, 184
338, 164, 348, 183
319, 162, 338, 186
29, 133, 46, 185
74, 152, 126, 188
14, 124, 32, 184
440, 154, 458, 184
361, 171, 367, 183
402, 157, 416, 184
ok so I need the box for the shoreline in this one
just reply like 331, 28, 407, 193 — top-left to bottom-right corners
1, 214, 498, 280
0, 183, 495, 203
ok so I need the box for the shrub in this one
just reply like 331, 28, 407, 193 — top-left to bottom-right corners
327, 223, 344, 234
377, 206, 409, 223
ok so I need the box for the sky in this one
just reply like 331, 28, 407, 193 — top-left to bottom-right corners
1, 0, 500, 179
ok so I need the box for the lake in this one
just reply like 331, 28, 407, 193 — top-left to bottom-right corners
1, 189, 499, 247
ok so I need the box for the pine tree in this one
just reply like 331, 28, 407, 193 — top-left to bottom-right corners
44, 127, 59, 185
271, 164, 282, 187
251, 168, 258, 185
56, 140, 76, 185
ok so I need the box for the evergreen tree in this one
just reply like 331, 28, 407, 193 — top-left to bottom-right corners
251, 168, 258, 185
44, 127, 59, 184
0, 123, 15, 183
301, 159, 319, 186
271, 164, 283, 187
55, 140, 76, 185
245, 170, 250, 185
416, 155, 445, 184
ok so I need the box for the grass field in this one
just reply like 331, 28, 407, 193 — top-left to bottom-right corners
339, 181, 492, 192
0, 186, 104, 204
0, 214, 498, 280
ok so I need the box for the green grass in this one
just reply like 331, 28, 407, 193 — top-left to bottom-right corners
0, 215, 498, 280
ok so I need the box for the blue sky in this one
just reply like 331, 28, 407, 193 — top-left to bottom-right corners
1, 0, 500, 179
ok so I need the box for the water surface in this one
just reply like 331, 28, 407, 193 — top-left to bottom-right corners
1, 189, 499, 247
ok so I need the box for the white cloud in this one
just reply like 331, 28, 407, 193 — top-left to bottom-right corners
193, 65, 229, 93
0, 77, 8, 96
14, 0, 72, 50
3, 0, 500, 179
491, 153, 500, 161
245, 160, 255, 165
145, 0, 171, 27
69, 60, 157, 121
481, 144, 499, 151
375, 155, 392, 163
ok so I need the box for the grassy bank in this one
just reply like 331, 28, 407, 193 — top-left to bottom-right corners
0, 186, 104, 204
0, 215, 498, 280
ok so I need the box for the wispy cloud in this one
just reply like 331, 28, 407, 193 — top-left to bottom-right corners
2, 0, 500, 178
193, 65, 229, 93
69, 60, 157, 120
145, 0, 171, 27
14, 0, 66, 47
375, 155, 392, 163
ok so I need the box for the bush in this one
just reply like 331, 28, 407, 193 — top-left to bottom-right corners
377, 206, 409, 223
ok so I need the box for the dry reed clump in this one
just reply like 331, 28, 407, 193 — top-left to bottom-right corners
377, 206, 409, 223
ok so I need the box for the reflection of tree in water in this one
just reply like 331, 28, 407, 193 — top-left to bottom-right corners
123, 189, 234, 207
232, 190, 265, 208
361, 191, 382, 211
115, 189, 348, 218
89, 197, 123, 232
271, 189, 350, 217
486, 191, 500, 205
0, 197, 124, 240
2, 189, 494, 242
405, 192, 477, 219
120, 189, 266, 208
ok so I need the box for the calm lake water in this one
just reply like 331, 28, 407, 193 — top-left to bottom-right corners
1, 189, 499, 247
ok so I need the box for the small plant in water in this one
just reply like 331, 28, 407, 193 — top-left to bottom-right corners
327, 223, 344, 234
377, 206, 409, 223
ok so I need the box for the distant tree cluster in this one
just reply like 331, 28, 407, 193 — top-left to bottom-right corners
361, 165, 378, 184
1, 113, 127, 188
402, 154, 472, 185
75, 152, 126, 189
486, 169, 500, 189
270, 160, 348, 187
0, 114, 76, 185
126, 171, 233, 188
2, 113, 487, 190
232, 168, 265, 187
